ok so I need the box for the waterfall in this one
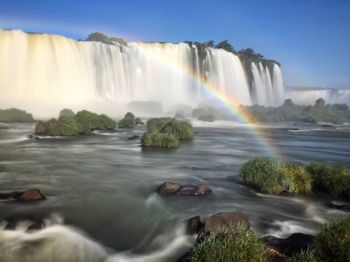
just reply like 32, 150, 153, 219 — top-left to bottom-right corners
0, 29, 284, 117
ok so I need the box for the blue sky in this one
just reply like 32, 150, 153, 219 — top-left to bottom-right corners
0, 0, 349, 89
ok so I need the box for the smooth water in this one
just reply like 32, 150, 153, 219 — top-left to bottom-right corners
0, 121, 349, 261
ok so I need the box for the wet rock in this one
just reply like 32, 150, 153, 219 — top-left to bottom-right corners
187, 216, 203, 234
0, 189, 46, 202
327, 201, 350, 212
127, 135, 140, 140
263, 233, 315, 256
156, 182, 212, 196
266, 248, 287, 262
28, 134, 40, 140
156, 182, 182, 195
203, 211, 249, 234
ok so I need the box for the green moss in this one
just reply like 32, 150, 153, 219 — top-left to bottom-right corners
315, 216, 350, 262
306, 163, 350, 199
284, 163, 313, 194
188, 225, 269, 262
0, 108, 34, 123
58, 108, 75, 118
240, 157, 291, 194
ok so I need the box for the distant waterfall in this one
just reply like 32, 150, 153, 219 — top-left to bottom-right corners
0, 29, 284, 117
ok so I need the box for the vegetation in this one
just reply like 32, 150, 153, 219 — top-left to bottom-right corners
0, 108, 34, 123
118, 112, 136, 128
240, 157, 291, 194
142, 118, 193, 148
34, 110, 116, 136
287, 248, 317, 262
187, 225, 269, 262
58, 108, 75, 118
315, 216, 350, 262
306, 163, 350, 199
198, 114, 215, 122
86, 32, 127, 46
283, 163, 313, 194
241, 98, 350, 124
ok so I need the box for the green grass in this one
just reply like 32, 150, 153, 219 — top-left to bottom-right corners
306, 163, 350, 199
315, 216, 350, 262
188, 225, 269, 262
240, 157, 291, 194
287, 248, 317, 262
284, 163, 313, 194
141, 132, 179, 148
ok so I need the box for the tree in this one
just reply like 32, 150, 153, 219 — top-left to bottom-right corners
216, 40, 235, 53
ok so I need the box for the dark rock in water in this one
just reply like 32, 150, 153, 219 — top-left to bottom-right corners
127, 135, 140, 140
263, 233, 315, 256
27, 134, 40, 140
156, 182, 212, 196
203, 211, 249, 234
0, 189, 46, 202
187, 216, 204, 234
327, 201, 350, 212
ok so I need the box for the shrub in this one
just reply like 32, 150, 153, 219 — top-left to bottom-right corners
98, 114, 117, 130
44, 119, 60, 136
58, 108, 75, 118
188, 225, 268, 262
135, 117, 144, 126
141, 132, 179, 148
283, 164, 312, 194
0, 108, 34, 123
287, 248, 317, 262
35, 121, 47, 135
57, 117, 80, 136
240, 157, 291, 194
306, 163, 350, 199
74, 110, 101, 134
119, 112, 136, 128
315, 216, 350, 262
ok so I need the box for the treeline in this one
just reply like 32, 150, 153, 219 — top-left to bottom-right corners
241, 98, 350, 124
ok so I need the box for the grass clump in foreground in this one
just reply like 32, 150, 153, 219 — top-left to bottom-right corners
287, 248, 317, 262
283, 163, 313, 194
188, 225, 269, 262
306, 162, 350, 199
315, 216, 350, 262
35, 110, 116, 136
142, 118, 193, 148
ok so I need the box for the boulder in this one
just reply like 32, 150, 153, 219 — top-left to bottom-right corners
156, 182, 212, 196
203, 211, 249, 234
262, 233, 315, 256
0, 189, 46, 202
327, 201, 350, 212
187, 216, 204, 234
127, 135, 140, 140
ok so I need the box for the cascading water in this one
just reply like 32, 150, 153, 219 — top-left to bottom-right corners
0, 29, 284, 117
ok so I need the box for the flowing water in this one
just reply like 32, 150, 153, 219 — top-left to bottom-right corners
0, 121, 349, 261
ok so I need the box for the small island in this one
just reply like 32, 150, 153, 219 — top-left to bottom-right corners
0, 108, 35, 123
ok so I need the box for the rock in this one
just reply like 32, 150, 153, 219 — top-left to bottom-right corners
156, 182, 212, 196
327, 201, 350, 212
263, 233, 315, 256
187, 216, 203, 234
266, 248, 287, 262
0, 189, 46, 202
156, 182, 182, 195
203, 211, 249, 234
127, 135, 140, 140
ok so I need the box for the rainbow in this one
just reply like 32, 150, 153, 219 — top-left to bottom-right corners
132, 42, 282, 159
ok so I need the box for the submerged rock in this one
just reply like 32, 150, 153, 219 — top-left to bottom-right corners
156, 182, 211, 196
262, 233, 315, 256
0, 189, 46, 202
187, 216, 204, 235
203, 211, 249, 234
327, 201, 350, 212
127, 135, 140, 140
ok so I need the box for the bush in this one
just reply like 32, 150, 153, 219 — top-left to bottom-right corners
240, 157, 291, 194
306, 163, 350, 199
287, 248, 317, 262
119, 112, 136, 128
57, 117, 80, 136
0, 108, 34, 123
141, 132, 179, 148
35, 110, 115, 136
188, 225, 268, 262
58, 108, 75, 118
135, 117, 144, 126
315, 216, 350, 262
283, 164, 312, 194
